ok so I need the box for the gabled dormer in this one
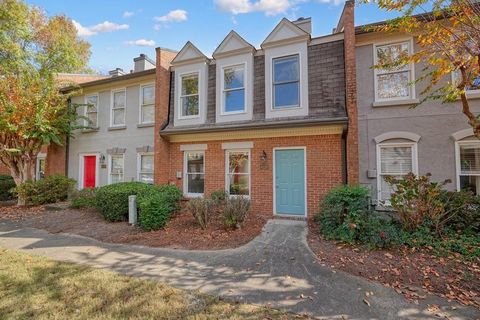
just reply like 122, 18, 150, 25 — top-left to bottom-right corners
262, 18, 311, 119
213, 31, 256, 123
171, 41, 209, 127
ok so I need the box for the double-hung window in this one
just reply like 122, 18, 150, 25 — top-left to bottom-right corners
273, 55, 300, 109
140, 84, 155, 124
138, 153, 154, 184
223, 65, 245, 113
377, 143, 416, 202
184, 151, 204, 196
180, 73, 199, 117
452, 71, 480, 93
112, 89, 126, 126
85, 94, 98, 128
374, 41, 413, 101
226, 150, 250, 196
457, 143, 480, 195
109, 154, 124, 184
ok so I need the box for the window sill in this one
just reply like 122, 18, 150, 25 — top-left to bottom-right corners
372, 98, 419, 107
82, 127, 99, 133
108, 126, 127, 131
137, 123, 154, 128
465, 91, 480, 100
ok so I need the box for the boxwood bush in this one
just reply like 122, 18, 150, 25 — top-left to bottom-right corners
13, 174, 75, 206
138, 193, 176, 231
0, 175, 16, 201
70, 188, 97, 209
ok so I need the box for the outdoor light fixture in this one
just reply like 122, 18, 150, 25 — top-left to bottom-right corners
99, 154, 106, 165
260, 150, 267, 161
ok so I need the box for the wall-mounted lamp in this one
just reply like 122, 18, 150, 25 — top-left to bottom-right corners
99, 154, 106, 165
260, 150, 267, 161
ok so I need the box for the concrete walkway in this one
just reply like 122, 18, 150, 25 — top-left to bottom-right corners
0, 219, 478, 320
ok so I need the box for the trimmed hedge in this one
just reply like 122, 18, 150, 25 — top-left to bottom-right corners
138, 193, 175, 231
13, 174, 75, 205
70, 188, 97, 209
0, 175, 16, 201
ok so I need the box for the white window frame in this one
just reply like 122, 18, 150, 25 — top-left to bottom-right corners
376, 142, 418, 203
137, 152, 154, 184
110, 88, 126, 127
373, 39, 415, 103
455, 140, 480, 194
84, 93, 99, 128
225, 149, 251, 198
178, 72, 200, 120
451, 71, 480, 96
272, 54, 300, 110
139, 83, 155, 125
183, 151, 205, 197
221, 63, 246, 115
108, 154, 125, 184
36, 153, 47, 181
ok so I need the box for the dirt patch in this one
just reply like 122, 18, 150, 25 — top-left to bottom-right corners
307, 219, 480, 310
0, 203, 268, 250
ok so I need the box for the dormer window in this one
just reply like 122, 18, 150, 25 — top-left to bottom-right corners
273, 55, 300, 109
180, 73, 199, 117
222, 65, 245, 114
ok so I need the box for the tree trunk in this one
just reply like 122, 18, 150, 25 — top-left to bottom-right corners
460, 92, 480, 139
8, 157, 36, 206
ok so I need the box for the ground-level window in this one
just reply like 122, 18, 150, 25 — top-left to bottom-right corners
377, 143, 417, 202
109, 154, 124, 184
226, 150, 250, 196
457, 143, 480, 195
36, 155, 46, 180
184, 151, 204, 196
138, 153, 154, 184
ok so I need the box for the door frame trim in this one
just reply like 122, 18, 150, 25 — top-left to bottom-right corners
78, 153, 100, 189
272, 147, 307, 217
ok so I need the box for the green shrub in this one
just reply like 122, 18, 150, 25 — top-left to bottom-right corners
440, 191, 480, 233
222, 197, 250, 229
357, 214, 404, 249
70, 188, 97, 209
138, 194, 175, 231
210, 189, 228, 205
13, 174, 75, 206
187, 198, 214, 229
156, 184, 183, 205
95, 182, 158, 222
0, 175, 15, 201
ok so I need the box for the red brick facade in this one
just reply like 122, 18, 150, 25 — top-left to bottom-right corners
45, 143, 66, 177
163, 134, 343, 217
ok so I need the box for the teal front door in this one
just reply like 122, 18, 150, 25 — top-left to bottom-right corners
275, 149, 306, 215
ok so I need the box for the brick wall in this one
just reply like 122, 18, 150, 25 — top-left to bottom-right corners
166, 134, 343, 217
45, 143, 66, 176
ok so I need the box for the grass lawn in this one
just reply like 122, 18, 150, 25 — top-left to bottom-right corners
0, 249, 310, 319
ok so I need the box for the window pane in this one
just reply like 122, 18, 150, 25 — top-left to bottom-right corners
376, 43, 409, 71
186, 152, 204, 194
274, 82, 299, 108
140, 173, 154, 184
224, 67, 244, 89
111, 174, 122, 184
229, 152, 249, 174
86, 96, 98, 112
224, 89, 245, 113
141, 155, 154, 172
273, 55, 299, 82
187, 174, 204, 194
181, 95, 199, 116
87, 112, 97, 126
460, 145, 480, 174
228, 174, 249, 196
181, 74, 198, 95
142, 105, 154, 123
113, 109, 125, 125
187, 153, 204, 174
380, 146, 412, 175
113, 91, 125, 108
460, 175, 480, 195
111, 156, 123, 173
377, 71, 410, 99
142, 86, 154, 105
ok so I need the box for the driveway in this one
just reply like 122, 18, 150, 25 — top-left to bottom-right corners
0, 219, 477, 320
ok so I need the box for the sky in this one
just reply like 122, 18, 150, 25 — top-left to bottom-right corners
25, 0, 401, 74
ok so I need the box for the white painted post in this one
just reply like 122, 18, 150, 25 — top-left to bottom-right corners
128, 195, 137, 225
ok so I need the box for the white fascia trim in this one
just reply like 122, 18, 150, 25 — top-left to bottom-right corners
451, 128, 475, 141
264, 41, 309, 119
180, 144, 208, 151
216, 52, 253, 123
374, 131, 421, 143
221, 141, 253, 149
173, 61, 208, 127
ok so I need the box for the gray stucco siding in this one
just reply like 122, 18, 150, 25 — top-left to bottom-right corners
356, 39, 480, 198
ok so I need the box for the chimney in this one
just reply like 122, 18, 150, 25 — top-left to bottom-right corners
133, 54, 155, 72
109, 68, 125, 77
293, 17, 312, 34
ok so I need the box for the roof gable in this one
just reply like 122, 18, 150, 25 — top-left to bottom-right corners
213, 30, 255, 58
261, 18, 309, 48
172, 41, 208, 65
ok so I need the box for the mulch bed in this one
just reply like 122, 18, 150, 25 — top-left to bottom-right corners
0, 203, 269, 250
307, 219, 480, 310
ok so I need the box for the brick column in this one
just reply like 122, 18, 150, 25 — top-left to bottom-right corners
154, 48, 176, 184
337, 0, 359, 184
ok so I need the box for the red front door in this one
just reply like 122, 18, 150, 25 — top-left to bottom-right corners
83, 156, 96, 188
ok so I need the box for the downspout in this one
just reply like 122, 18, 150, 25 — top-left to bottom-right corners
341, 127, 348, 185
65, 98, 71, 177
160, 70, 173, 131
